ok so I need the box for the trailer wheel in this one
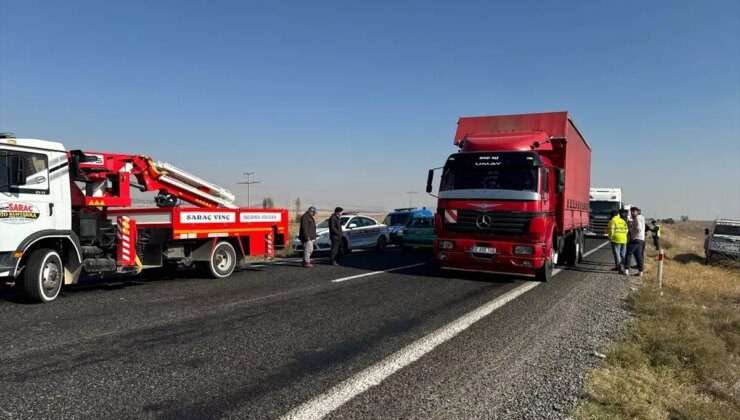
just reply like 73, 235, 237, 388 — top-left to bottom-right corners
376, 235, 387, 252
535, 246, 555, 282
22, 249, 64, 303
206, 241, 237, 278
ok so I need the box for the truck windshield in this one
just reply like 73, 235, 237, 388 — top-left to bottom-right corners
440, 167, 538, 192
590, 201, 621, 214
714, 225, 740, 236
383, 213, 413, 226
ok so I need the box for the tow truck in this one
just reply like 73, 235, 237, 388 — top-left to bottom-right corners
0, 133, 288, 302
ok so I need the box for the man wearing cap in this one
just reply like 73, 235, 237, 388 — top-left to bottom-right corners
299, 206, 317, 267
329, 207, 344, 266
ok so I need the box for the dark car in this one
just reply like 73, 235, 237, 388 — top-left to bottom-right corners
400, 216, 435, 250
383, 207, 433, 244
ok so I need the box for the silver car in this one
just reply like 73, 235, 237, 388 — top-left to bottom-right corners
293, 214, 390, 254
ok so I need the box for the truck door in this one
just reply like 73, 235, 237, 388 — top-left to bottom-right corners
540, 168, 552, 213
0, 148, 55, 253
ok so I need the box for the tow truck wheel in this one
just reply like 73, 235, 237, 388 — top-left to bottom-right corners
22, 249, 64, 303
206, 241, 237, 278
536, 246, 555, 282
376, 235, 387, 252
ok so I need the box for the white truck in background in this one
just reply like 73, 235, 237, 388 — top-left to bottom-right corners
587, 187, 625, 237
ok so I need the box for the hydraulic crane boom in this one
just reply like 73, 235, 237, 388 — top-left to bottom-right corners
68, 150, 237, 209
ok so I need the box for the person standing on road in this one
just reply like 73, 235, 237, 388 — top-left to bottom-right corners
624, 207, 646, 276
647, 219, 661, 251
298, 206, 317, 268
619, 209, 631, 242
329, 207, 344, 266
606, 210, 628, 273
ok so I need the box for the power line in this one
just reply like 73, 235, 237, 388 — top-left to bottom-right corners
406, 191, 418, 207
237, 172, 260, 208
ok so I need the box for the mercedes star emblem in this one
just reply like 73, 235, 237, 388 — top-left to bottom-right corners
476, 214, 492, 229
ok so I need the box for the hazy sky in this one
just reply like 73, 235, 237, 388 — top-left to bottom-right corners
1, 0, 738, 220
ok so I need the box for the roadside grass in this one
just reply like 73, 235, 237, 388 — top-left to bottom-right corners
576, 222, 740, 419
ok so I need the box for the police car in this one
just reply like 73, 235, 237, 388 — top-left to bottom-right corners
293, 214, 390, 254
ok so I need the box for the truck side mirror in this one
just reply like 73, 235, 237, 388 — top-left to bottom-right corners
555, 168, 565, 193
426, 169, 434, 193
704, 228, 709, 235
1, 155, 26, 187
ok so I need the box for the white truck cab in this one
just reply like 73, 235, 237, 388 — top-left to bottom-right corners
1, 135, 82, 301
587, 187, 624, 236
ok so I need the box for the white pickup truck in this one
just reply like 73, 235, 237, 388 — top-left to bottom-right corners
704, 219, 740, 263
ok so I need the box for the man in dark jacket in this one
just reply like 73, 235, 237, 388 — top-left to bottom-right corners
299, 206, 317, 267
329, 207, 344, 266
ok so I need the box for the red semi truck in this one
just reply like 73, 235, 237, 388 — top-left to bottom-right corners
426, 111, 591, 281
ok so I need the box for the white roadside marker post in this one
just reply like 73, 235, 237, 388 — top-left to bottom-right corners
657, 249, 664, 292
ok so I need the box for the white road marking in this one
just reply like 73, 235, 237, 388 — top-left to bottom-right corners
280, 240, 609, 420
330, 263, 427, 283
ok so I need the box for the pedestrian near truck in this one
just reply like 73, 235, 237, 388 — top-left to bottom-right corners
647, 219, 661, 251
329, 207, 344, 266
298, 206, 317, 268
606, 210, 628, 273
624, 207, 646, 276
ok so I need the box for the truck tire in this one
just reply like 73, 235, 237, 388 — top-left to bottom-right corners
536, 246, 555, 282
376, 235, 387, 252
565, 230, 581, 267
22, 249, 64, 303
205, 241, 237, 278
576, 230, 585, 264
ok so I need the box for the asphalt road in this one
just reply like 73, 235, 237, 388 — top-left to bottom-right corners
0, 238, 628, 419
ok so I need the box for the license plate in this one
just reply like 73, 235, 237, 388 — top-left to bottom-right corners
470, 246, 496, 254
711, 241, 740, 253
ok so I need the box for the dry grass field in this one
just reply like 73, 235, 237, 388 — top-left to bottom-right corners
576, 221, 740, 419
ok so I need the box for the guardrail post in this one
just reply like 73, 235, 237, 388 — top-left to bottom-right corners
657, 249, 664, 291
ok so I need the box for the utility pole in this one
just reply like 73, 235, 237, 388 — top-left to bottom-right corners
238, 172, 260, 208
406, 191, 418, 207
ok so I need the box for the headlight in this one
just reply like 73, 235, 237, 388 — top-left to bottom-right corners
439, 240, 455, 250
513, 245, 534, 255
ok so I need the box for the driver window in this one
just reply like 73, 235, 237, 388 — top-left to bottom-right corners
0, 150, 49, 194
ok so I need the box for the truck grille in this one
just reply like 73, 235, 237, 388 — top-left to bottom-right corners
590, 218, 609, 234
445, 210, 535, 235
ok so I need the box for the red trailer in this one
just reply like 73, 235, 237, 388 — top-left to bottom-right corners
426, 111, 591, 281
